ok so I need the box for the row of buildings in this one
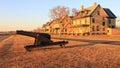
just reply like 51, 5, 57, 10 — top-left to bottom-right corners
41, 2, 117, 36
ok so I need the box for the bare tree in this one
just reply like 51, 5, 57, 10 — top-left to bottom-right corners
72, 8, 79, 16
49, 6, 69, 20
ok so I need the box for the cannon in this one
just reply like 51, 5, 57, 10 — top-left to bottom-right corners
16, 30, 68, 51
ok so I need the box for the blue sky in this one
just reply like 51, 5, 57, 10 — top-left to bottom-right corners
0, 0, 120, 31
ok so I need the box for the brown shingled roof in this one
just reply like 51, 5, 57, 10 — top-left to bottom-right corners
74, 4, 99, 19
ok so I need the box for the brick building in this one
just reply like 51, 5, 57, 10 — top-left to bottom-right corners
42, 2, 116, 36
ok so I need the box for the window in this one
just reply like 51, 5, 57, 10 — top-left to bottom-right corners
92, 26, 95, 31
80, 20, 81, 25
62, 24, 64, 26
77, 20, 79, 25
98, 11, 100, 15
102, 22, 105, 26
85, 19, 87, 24
112, 26, 115, 28
92, 18, 95, 23
45, 29, 49, 31
96, 26, 99, 31
109, 19, 111, 24
109, 26, 111, 28
65, 29, 67, 32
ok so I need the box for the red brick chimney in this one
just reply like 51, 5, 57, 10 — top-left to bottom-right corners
80, 5, 84, 10
94, 2, 97, 6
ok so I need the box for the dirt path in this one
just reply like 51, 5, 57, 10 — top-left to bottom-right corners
0, 35, 10, 41
0, 36, 14, 65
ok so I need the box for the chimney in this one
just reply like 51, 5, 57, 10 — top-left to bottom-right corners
80, 5, 84, 10
94, 2, 97, 6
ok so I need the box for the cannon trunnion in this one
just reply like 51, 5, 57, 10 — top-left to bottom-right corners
16, 30, 68, 51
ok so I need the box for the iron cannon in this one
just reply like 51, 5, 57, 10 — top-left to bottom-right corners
16, 30, 68, 51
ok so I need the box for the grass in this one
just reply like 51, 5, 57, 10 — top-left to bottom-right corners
0, 35, 120, 68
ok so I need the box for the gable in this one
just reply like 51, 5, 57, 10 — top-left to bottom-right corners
91, 5, 108, 17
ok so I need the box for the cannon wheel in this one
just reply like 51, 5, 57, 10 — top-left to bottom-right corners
60, 44, 66, 48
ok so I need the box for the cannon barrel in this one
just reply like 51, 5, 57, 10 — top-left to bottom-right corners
16, 30, 51, 40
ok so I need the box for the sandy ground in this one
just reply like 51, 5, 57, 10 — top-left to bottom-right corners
0, 35, 120, 68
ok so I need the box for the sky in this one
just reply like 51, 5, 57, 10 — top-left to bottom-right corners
0, 0, 120, 31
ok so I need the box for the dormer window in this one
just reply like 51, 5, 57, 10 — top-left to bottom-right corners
97, 11, 100, 15
80, 11, 84, 16
86, 11, 89, 14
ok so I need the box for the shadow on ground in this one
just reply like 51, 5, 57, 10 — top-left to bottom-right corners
52, 37, 120, 46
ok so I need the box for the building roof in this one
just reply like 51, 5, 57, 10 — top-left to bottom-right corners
74, 2, 116, 19
103, 8, 117, 18
74, 4, 99, 19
